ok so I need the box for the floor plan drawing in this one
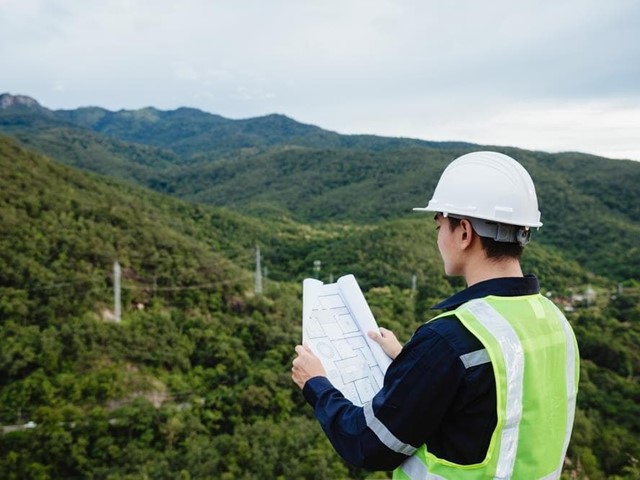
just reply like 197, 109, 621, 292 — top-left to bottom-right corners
302, 275, 392, 406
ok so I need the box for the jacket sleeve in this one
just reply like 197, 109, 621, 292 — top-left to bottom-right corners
302, 324, 465, 470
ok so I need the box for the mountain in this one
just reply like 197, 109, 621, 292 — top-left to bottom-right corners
0, 94, 187, 192
54, 106, 473, 155
57, 107, 326, 155
1, 131, 639, 478
1, 93, 473, 156
4, 93, 638, 284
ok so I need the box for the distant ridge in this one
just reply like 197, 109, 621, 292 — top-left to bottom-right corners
0, 92, 475, 155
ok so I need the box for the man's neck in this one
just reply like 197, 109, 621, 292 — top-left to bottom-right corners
464, 257, 523, 287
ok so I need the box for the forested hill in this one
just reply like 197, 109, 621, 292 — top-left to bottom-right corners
0, 134, 589, 314
1, 93, 639, 283
0, 135, 348, 478
1, 132, 640, 478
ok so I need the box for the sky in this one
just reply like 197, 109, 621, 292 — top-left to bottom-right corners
1, 0, 640, 161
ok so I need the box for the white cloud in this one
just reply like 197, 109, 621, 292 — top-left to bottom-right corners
1, 0, 639, 159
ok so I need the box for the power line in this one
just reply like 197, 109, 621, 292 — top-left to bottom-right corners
5, 278, 103, 292
120, 277, 249, 292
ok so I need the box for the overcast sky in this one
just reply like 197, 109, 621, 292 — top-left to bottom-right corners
2, 0, 639, 161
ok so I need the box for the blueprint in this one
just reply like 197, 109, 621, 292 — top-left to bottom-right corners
302, 274, 392, 406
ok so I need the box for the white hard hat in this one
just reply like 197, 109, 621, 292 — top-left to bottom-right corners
414, 151, 542, 241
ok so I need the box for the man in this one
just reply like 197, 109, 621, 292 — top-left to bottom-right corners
292, 151, 579, 479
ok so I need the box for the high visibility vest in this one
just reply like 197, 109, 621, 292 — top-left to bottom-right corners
393, 294, 579, 480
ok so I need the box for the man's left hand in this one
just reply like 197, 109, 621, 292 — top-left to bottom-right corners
292, 344, 327, 389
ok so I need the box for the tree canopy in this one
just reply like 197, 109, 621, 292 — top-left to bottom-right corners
0, 99, 639, 479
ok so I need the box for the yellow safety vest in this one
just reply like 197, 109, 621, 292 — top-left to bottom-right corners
393, 294, 579, 479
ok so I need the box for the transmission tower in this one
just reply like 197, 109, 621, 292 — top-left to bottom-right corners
255, 245, 263, 295
113, 261, 122, 322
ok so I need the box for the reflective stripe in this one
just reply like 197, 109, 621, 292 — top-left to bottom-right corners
401, 456, 427, 479
400, 456, 447, 480
539, 469, 561, 480
545, 304, 579, 480
363, 401, 417, 456
467, 300, 524, 479
459, 348, 490, 368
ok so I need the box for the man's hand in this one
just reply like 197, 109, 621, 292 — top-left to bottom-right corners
292, 344, 327, 389
368, 327, 402, 360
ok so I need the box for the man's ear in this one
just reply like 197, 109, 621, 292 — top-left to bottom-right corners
459, 219, 475, 249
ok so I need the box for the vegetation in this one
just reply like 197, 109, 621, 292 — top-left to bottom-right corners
0, 137, 348, 479
0, 94, 639, 478
2, 98, 638, 283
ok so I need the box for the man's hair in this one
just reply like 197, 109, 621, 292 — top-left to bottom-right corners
447, 216, 524, 260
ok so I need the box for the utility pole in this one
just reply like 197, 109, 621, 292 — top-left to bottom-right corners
113, 261, 121, 322
411, 274, 417, 293
313, 260, 322, 279
255, 245, 263, 295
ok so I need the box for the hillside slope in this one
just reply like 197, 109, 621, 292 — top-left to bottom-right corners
0, 135, 355, 478
1, 137, 639, 479
168, 144, 640, 282
0, 108, 182, 193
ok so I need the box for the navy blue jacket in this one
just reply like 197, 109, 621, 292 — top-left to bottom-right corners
302, 275, 540, 471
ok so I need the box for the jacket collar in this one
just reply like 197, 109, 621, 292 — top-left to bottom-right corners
433, 275, 540, 311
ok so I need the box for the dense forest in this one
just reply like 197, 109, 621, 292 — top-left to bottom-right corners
1, 94, 640, 479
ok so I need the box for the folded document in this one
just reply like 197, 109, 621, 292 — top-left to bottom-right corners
302, 274, 392, 406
